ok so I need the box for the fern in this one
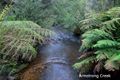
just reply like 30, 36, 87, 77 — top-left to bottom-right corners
101, 18, 120, 33
0, 3, 12, 21
80, 29, 112, 51
0, 21, 54, 61
79, 7, 120, 32
95, 52, 107, 61
0, 21, 54, 76
73, 56, 96, 73
74, 7, 120, 73
79, 18, 99, 31
0, 60, 28, 75
93, 40, 120, 49
95, 49, 119, 61
106, 7, 120, 18
104, 52, 120, 71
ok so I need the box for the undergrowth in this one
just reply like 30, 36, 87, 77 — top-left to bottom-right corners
73, 7, 120, 74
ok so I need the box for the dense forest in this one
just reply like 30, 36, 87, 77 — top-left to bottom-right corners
0, 0, 120, 80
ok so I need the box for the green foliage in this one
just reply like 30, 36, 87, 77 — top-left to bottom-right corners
104, 52, 120, 71
80, 29, 112, 52
1, 0, 120, 77
73, 56, 95, 73
74, 7, 120, 73
101, 18, 120, 31
5, 0, 86, 30
0, 2, 54, 76
93, 40, 120, 49
79, 7, 120, 32
6, 0, 56, 28
0, 60, 28, 76
53, 0, 86, 30
0, 3, 12, 21
0, 21, 54, 61
0, 21, 54, 75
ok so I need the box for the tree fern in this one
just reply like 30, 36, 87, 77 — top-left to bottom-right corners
95, 49, 119, 61
80, 29, 112, 52
93, 40, 120, 49
73, 56, 96, 73
101, 18, 120, 33
79, 7, 120, 32
95, 52, 107, 61
79, 18, 100, 31
106, 7, 120, 18
74, 7, 120, 73
0, 21, 54, 61
0, 21, 54, 76
105, 52, 120, 71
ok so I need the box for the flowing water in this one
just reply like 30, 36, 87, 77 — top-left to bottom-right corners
19, 26, 81, 80
38, 26, 80, 80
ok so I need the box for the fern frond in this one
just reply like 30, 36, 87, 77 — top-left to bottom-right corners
101, 18, 120, 33
95, 49, 119, 61
0, 21, 54, 61
104, 61, 120, 71
75, 7, 120, 73
95, 52, 107, 61
82, 29, 112, 39
73, 56, 96, 73
104, 53, 120, 71
93, 40, 120, 49
0, 4, 12, 21
106, 7, 120, 18
0, 60, 28, 75
79, 18, 100, 31
80, 29, 112, 51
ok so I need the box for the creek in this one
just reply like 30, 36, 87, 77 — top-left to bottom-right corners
20, 26, 81, 80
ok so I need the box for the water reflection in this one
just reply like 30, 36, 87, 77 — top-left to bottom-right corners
39, 27, 80, 80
